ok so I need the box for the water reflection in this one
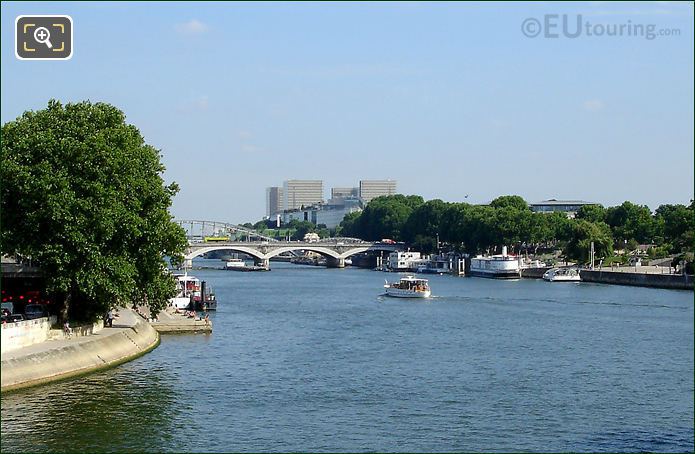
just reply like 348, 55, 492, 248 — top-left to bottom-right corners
1, 357, 183, 453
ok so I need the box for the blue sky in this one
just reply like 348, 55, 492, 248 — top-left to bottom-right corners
2, 1, 693, 223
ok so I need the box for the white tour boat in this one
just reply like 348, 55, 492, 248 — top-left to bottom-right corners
384, 276, 432, 298
543, 267, 581, 282
468, 246, 522, 279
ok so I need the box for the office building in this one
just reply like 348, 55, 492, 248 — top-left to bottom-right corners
283, 180, 324, 211
281, 198, 362, 229
265, 186, 284, 217
529, 199, 596, 218
359, 180, 397, 203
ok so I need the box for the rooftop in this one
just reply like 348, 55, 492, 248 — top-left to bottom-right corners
530, 199, 596, 206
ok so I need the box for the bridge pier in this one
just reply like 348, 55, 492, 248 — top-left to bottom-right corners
255, 258, 270, 270
326, 257, 345, 268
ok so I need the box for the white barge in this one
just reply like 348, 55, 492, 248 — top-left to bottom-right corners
469, 246, 521, 279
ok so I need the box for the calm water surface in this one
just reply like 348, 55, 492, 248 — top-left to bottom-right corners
2, 261, 693, 452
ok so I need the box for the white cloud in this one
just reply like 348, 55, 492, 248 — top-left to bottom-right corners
175, 19, 208, 35
583, 99, 605, 112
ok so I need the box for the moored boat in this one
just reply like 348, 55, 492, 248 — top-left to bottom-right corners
543, 267, 581, 282
384, 276, 432, 298
224, 258, 246, 269
169, 273, 217, 310
468, 246, 521, 279
223, 258, 269, 272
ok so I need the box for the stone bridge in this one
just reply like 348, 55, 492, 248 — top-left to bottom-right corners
184, 240, 401, 269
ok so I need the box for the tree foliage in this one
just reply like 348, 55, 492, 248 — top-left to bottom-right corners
339, 193, 692, 261
402, 199, 448, 243
342, 194, 423, 240
564, 220, 613, 263
606, 201, 655, 243
290, 221, 316, 241
489, 195, 530, 211
654, 204, 694, 252
575, 204, 607, 224
1, 100, 187, 321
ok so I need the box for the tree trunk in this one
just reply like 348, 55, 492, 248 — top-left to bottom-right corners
59, 291, 71, 323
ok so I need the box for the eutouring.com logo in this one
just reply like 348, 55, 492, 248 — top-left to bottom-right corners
521, 14, 681, 40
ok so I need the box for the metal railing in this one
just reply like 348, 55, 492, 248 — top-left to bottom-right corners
175, 220, 279, 243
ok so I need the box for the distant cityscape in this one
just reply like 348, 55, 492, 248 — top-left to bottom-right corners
265, 180, 397, 228
265, 180, 600, 230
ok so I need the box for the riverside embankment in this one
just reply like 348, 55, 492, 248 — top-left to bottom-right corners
580, 269, 693, 290
520, 266, 692, 290
1, 308, 159, 392
149, 306, 213, 334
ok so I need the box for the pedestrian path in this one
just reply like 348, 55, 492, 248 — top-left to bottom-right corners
1, 309, 138, 361
1, 308, 159, 391
149, 306, 212, 334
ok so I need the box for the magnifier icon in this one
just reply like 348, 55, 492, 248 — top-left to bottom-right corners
33, 27, 53, 49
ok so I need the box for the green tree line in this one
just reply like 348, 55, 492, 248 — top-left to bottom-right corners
340, 194, 694, 264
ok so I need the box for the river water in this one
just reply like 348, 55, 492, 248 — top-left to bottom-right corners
2, 261, 693, 452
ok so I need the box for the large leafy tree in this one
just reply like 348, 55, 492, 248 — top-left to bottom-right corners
1, 100, 187, 321
401, 199, 449, 244
338, 211, 361, 237
575, 204, 607, 224
605, 201, 655, 244
440, 203, 496, 253
564, 220, 613, 263
344, 194, 424, 240
489, 195, 530, 211
654, 203, 694, 252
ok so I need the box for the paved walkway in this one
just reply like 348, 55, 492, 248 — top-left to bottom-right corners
1, 308, 137, 362
599, 265, 677, 274
1, 308, 159, 391
149, 306, 212, 333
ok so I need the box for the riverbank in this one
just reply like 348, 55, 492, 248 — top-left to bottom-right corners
0, 309, 159, 392
517, 265, 693, 290
581, 269, 693, 290
149, 307, 213, 334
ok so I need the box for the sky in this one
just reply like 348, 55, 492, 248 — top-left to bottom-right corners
2, 1, 693, 223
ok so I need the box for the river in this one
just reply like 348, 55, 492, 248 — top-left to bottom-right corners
2, 261, 693, 452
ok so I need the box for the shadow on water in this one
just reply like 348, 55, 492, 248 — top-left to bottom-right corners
1, 356, 184, 453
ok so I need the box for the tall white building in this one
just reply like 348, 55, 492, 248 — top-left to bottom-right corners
265, 187, 284, 217
283, 180, 324, 211
359, 180, 397, 203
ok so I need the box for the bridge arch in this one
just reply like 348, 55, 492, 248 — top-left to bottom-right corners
263, 246, 341, 260
336, 246, 373, 260
184, 245, 266, 261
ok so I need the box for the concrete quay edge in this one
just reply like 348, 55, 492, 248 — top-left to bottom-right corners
1, 310, 160, 393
